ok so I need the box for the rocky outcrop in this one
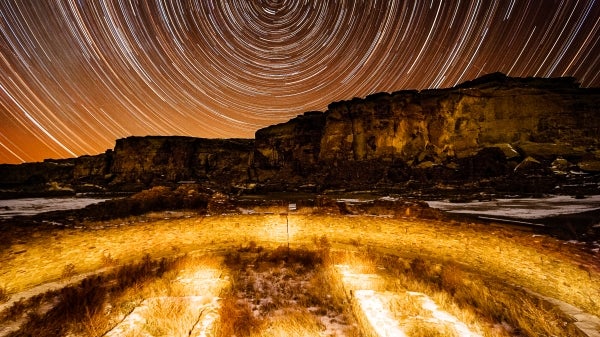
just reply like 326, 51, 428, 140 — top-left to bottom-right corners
1, 73, 599, 197
0, 137, 254, 195
108, 136, 254, 191
252, 73, 600, 193
0, 159, 76, 197
318, 73, 598, 163
252, 111, 325, 190
72, 152, 112, 188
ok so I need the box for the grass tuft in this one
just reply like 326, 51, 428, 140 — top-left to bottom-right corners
406, 320, 459, 337
440, 263, 463, 295
61, 263, 76, 279
100, 251, 118, 267
0, 284, 9, 304
371, 250, 587, 337
144, 297, 198, 336
216, 297, 260, 337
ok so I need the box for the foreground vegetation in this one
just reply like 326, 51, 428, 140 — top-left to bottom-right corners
0, 205, 598, 336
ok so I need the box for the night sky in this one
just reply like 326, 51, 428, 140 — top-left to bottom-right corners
1, 1, 599, 164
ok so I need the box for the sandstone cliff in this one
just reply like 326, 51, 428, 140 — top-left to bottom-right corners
252, 111, 325, 190
0, 159, 76, 197
253, 73, 600, 192
108, 136, 254, 191
1, 73, 599, 197
0, 137, 254, 195
320, 73, 596, 163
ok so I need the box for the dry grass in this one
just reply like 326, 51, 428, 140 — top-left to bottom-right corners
333, 246, 587, 336
389, 292, 427, 319
215, 296, 261, 337
405, 320, 459, 337
216, 243, 358, 337
0, 254, 195, 336
0, 209, 598, 336
60, 263, 76, 279
0, 285, 8, 304
256, 310, 324, 337
99, 254, 226, 337
143, 297, 199, 336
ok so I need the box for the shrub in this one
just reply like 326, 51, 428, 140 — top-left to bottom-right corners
80, 185, 211, 220
217, 297, 260, 337
61, 263, 76, 279
100, 251, 118, 267
313, 235, 331, 263
440, 263, 463, 295
409, 257, 429, 276
0, 284, 8, 304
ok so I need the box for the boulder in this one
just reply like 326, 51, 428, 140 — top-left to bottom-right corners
514, 156, 545, 174
456, 147, 509, 180
551, 157, 571, 174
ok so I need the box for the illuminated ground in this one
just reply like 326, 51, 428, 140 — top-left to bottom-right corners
0, 208, 599, 336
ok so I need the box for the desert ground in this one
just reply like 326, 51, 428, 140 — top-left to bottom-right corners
0, 203, 599, 337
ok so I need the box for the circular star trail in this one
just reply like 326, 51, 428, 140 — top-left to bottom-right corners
1, 0, 599, 164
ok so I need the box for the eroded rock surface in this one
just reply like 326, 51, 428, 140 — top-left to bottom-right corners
251, 73, 600, 195
1, 73, 599, 197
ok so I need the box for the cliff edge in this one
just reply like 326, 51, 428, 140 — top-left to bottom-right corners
1, 73, 599, 197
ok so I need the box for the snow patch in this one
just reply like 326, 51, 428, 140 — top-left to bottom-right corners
354, 290, 407, 337
337, 265, 483, 337
105, 266, 227, 337
427, 195, 600, 220
0, 197, 109, 218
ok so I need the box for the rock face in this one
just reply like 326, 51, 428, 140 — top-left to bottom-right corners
73, 153, 113, 187
0, 137, 254, 195
1, 73, 599, 197
0, 159, 77, 197
253, 111, 325, 190
253, 73, 600, 193
108, 136, 254, 191
320, 75, 597, 162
